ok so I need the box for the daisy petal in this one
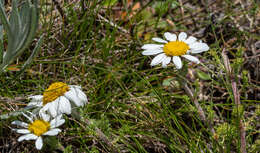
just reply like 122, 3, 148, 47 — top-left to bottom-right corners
184, 36, 197, 45
50, 119, 65, 129
16, 129, 30, 134
25, 134, 38, 140
64, 89, 82, 107
142, 49, 163, 55
50, 114, 64, 128
22, 113, 33, 123
28, 95, 43, 101
39, 110, 50, 122
74, 88, 88, 105
141, 44, 164, 50
11, 121, 28, 128
35, 137, 43, 150
58, 96, 71, 115
44, 102, 58, 117
69, 85, 81, 89
18, 134, 38, 142
18, 135, 27, 142
152, 37, 168, 43
64, 87, 87, 107
178, 32, 187, 41
162, 56, 171, 68
189, 42, 209, 53
164, 32, 177, 41
43, 128, 61, 136
26, 101, 43, 107
151, 53, 166, 66
182, 55, 200, 64
172, 56, 183, 69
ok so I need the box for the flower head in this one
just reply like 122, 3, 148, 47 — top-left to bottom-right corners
141, 32, 209, 69
12, 112, 64, 150
28, 82, 88, 117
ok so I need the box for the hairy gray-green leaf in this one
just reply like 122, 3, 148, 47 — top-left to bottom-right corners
0, 0, 41, 74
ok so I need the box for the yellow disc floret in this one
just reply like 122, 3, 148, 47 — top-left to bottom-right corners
28, 119, 50, 136
163, 41, 189, 56
43, 82, 69, 105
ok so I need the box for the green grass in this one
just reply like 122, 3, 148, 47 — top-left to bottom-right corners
0, 0, 259, 152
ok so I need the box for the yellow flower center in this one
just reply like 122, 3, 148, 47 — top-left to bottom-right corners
43, 82, 69, 105
163, 41, 189, 56
28, 119, 50, 136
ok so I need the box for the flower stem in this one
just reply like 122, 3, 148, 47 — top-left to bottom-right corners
71, 110, 119, 153
222, 48, 246, 153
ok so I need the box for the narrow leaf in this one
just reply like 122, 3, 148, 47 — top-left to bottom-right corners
16, 35, 43, 77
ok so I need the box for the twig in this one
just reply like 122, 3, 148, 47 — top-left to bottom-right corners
180, 80, 216, 153
52, 0, 68, 25
222, 48, 246, 153
183, 83, 206, 121
97, 13, 129, 34
238, 0, 254, 29
85, 118, 119, 152
176, 68, 216, 136
175, 0, 216, 22
71, 111, 119, 153
178, 0, 184, 19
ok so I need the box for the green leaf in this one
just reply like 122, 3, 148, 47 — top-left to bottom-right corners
15, 35, 44, 77
102, 0, 118, 7
162, 77, 174, 86
196, 69, 211, 81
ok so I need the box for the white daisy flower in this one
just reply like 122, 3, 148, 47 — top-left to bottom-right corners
12, 112, 64, 150
141, 32, 209, 69
28, 82, 88, 117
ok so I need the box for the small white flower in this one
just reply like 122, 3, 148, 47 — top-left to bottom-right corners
141, 32, 209, 69
12, 112, 64, 150
28, 82, 88, 117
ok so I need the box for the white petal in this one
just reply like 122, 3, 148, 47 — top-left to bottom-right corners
58, 96, 71, 115
178, 32, 187, 41
164, 32, 177, 41
16, 129, 30, 134
18, 134, 37, 142
64, 90, 81, 107
172, 56, 183, 69
25, 134, 38, 140
142, 49, 163, 55
69, 85, 81, 89
64, 88, 86, 107
141, 44, 164, 50
26, 101, 43, 107
35, 137, 43, 150
11, 121, 28, 128
184, 36, 197, 45
50, 119, 65, 129
22, 113, 33, 123
50, 114, 64, 128
150, 53, 166, 66
189, 42, 209, 53
182, 55, 200, 64
56, 114, 63, 121
43, 128, 61, 136
44, 102, 58, 117
28, 95, 43, 101
27, 111, 37, 119
162, 56, 171, 68
74, 88, 88, 105
39, 110, 50, 122
152, 37, 168, 43
18, 135, 27, 142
